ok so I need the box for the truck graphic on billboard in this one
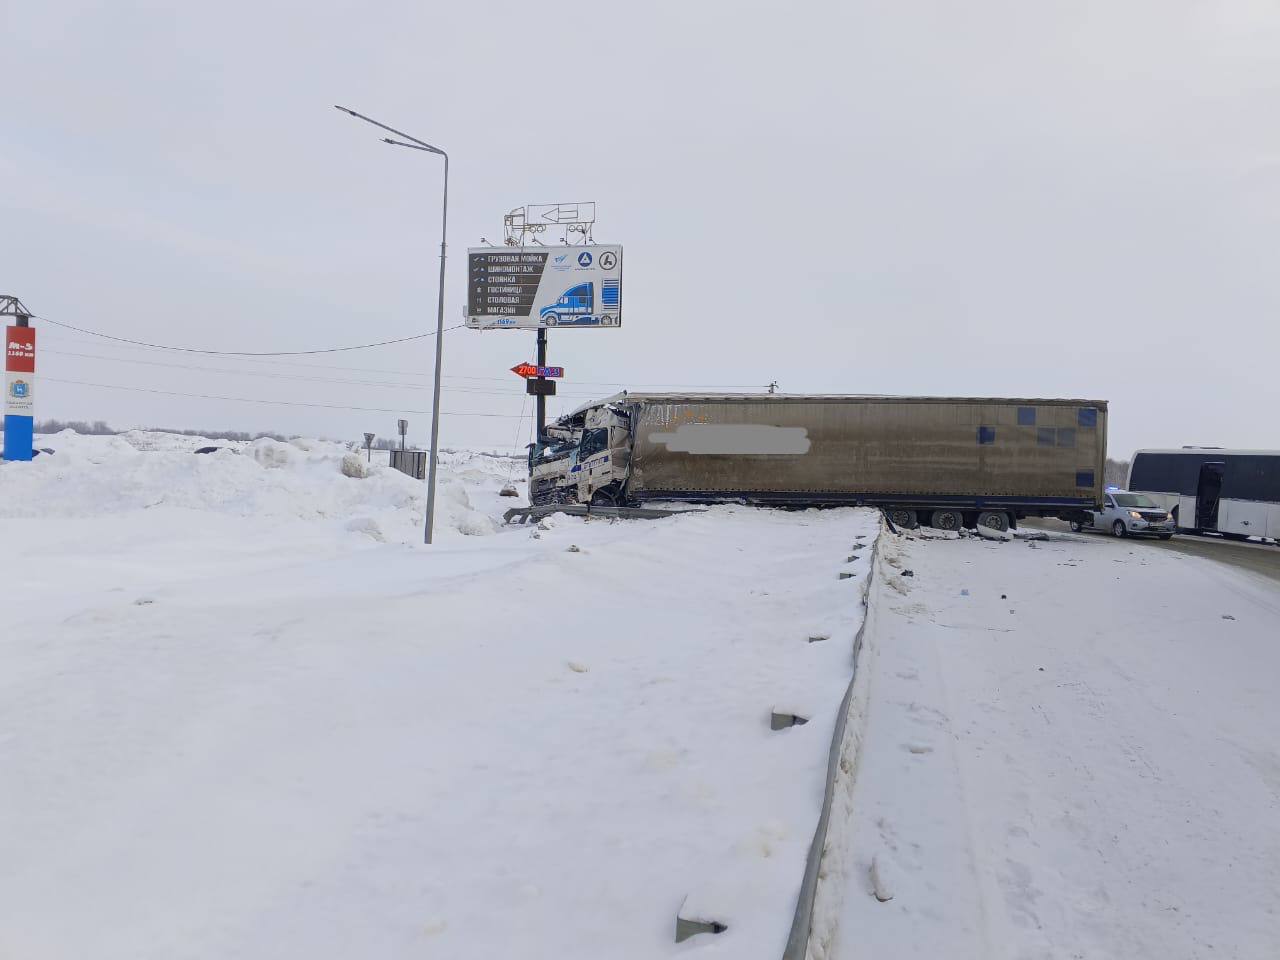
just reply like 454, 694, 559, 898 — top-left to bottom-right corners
465, 245, 622, 330
541, 283, 594, 326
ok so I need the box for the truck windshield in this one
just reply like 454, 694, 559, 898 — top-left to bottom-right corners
578, 428, 608, 460
530, 442, 571, 465
1113, 493, 1159, 508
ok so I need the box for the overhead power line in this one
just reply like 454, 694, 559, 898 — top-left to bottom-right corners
43, 377, 526, 417
37, 327, 768, 388
35, 315, 464, 356
41, 348, 604, 398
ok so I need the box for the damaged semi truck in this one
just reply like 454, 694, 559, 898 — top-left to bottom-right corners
527, 393, 1108, 531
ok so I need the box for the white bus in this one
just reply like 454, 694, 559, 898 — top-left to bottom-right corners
1128, 448, 1280, 540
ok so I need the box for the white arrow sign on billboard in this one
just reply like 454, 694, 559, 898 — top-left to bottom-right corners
528, 202, 595, 225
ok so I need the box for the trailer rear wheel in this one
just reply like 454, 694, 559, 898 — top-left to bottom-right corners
977, 510, 1010, 533
930, 509, 963, 531
887, 508, 919, 529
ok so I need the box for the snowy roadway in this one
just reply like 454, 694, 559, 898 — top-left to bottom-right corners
1024, 517, 1280, 586
815, 528, 1280, 960
0, 432, 877, 959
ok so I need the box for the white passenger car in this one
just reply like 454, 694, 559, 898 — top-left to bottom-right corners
1070, 490, 1175, 539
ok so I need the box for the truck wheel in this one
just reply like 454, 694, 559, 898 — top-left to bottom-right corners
887, 508, 918, 529
976, 511, 1010, 533
544, 314, 559, 326
930, 509, 963, 531
590, 483, 622, 506
1112, 520, 1127, 538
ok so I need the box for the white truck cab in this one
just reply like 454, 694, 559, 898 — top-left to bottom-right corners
1072, 489, 1175, 539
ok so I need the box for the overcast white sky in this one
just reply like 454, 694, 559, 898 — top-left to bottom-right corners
3, 0, 1277, 456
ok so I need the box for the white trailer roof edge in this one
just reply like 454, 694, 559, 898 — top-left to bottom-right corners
1132, 448, 1280, 457
564, 392, 1110, 421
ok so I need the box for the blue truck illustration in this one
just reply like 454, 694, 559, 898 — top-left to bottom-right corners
540, 282, 594, 326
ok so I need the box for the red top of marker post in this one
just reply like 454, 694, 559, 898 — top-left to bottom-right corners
5, 327, 35, 373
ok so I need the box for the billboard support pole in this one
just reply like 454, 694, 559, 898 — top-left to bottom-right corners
535, 327, 548, 441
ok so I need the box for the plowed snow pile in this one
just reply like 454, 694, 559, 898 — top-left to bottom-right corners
0, 430, 514, 541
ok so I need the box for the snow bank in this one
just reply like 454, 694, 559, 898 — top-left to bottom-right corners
0, 486, 880, 959
0, 430, 515, 542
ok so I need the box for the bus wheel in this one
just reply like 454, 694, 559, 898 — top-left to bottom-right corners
887, 508, 918, 529
1112, 520, 1127, 537
930, 509, 963, 531
977, 511, 1010, 533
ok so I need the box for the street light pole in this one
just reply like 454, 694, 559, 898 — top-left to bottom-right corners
335, 105, 448, 545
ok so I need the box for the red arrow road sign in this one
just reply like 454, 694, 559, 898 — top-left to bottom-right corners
511, 363, 565, 379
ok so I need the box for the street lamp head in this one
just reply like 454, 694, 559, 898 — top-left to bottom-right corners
382, 137, 445, 156
334, 103, 447, 157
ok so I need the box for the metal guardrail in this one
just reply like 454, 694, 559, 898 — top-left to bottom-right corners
502, 503, 704, 524
389, 449, 427, 480
781, 522, 884, 960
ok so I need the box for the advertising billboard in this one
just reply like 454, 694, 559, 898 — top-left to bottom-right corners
465, 245, 622, 330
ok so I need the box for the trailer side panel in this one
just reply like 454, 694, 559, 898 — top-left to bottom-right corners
626, 397, 1106, 507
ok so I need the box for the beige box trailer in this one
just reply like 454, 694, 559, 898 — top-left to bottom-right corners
548, 393, 1107, 528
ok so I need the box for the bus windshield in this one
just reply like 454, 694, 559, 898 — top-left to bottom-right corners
1113, 493, 1159, 508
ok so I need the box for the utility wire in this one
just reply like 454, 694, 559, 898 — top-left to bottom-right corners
37, 328, 766, 388
34, 314, 464, 356
41, 347, 604, 398
504, 393, 531, 484
43, 377, 525, 417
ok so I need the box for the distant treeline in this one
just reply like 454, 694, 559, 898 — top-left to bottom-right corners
35, 419, 296, 443
147, 426, 296, 442
35, 419, 116, 435
1105, 458, 1130, 487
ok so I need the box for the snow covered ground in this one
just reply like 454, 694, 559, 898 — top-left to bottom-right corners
816, 527, 1280, 960
0, 431, 877, 959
